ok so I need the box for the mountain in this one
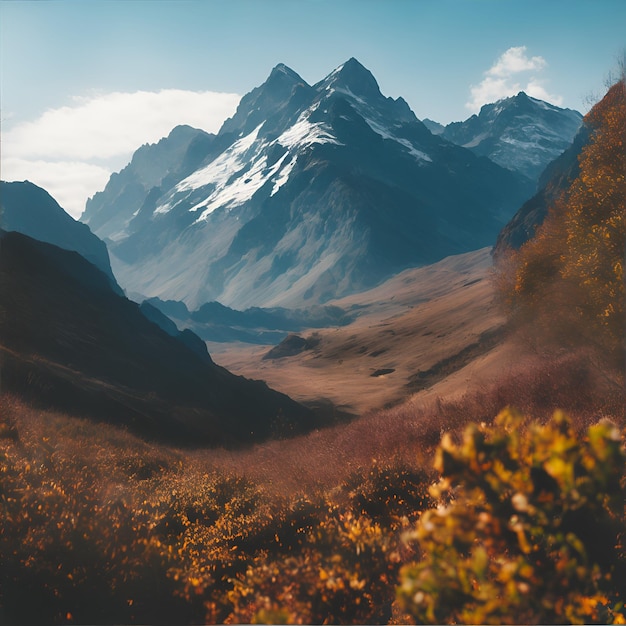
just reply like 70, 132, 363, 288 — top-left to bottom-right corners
82, 124, 218, 241
0, 180, 119, 289
493, 122, 590, 258
0, 229, 318, 444
83, 58, 533, 310
138, 300, 215, 363
421, 118, 445, 135
442, 92, 582, 184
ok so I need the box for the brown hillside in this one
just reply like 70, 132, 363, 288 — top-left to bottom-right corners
211, 248, 508, 416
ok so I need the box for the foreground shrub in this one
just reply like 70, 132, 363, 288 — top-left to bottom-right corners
226, 509, 401, 624
0, 420, 194, 624
208, 463, 432, 624
398, 409, 626, 624
344, 461, 434, 527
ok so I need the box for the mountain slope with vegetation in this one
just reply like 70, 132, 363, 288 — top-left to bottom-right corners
496, 78, 626, 367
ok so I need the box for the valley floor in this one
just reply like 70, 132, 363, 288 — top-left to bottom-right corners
210, 248, 510, 416
201, 247, 625, 494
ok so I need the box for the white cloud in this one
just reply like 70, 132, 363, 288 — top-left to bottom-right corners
467, 76, 523, 113
524, 78, 564, 107
466, 46, 562, 113
1, 89, 240, 218
486, 46, 546, 78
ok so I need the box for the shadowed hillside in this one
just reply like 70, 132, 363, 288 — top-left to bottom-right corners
0, 230, 319, 445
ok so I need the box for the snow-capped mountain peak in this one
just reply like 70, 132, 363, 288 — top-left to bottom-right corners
154, 87, 346, 223
85, 59, 534, 310
442, 91, 583, 183
151, 58, 434, 224
316, 57, 382, 100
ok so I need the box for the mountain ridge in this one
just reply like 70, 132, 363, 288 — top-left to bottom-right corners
0, 228, 320, 444
82, 124, 218, 241
1, 180, 119, 291
441, 91, 583, 183
83, 58, 533, 310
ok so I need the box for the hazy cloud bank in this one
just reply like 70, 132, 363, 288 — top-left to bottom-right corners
2, 89, 240, 219
466, 46, 563, 113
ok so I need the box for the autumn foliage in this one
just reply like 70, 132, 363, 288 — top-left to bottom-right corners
2, 391, 625, 625
499, 78, 626, 362
398, 409, 626, 624
0, 398, 432, 625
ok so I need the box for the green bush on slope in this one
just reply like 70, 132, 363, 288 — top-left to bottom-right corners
398, 409, 626, 624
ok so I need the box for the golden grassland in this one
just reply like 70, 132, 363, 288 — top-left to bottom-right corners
1, 342, 624, 625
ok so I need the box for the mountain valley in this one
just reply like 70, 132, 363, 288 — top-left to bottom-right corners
210, 247, 506, 416
0, 57, 607, 442
2, 53, 625, 626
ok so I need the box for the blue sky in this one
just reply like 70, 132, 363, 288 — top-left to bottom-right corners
1, 0, 625, 217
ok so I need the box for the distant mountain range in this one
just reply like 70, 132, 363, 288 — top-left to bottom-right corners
493, 121, 590, 257
145, 296, 353, 344
440, 92, 582, 183
82, 58, 538, 310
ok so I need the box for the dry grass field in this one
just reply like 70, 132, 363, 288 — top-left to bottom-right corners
210, 248, 507, 416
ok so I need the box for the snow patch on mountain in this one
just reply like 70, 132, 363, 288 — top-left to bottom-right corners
324, 81, 431, 162
277, 108, 343, 149
332, 86, 368, 107
364, 116, 432, 162
442, 93, 582, 182
190, 116, 342, 220
154, 124, 265, 217
271, 155, 297, 196
152, 107, 344, 222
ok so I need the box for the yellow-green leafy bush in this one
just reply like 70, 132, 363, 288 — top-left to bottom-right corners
219, 463, 433, 624
398, 409, 626, 624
